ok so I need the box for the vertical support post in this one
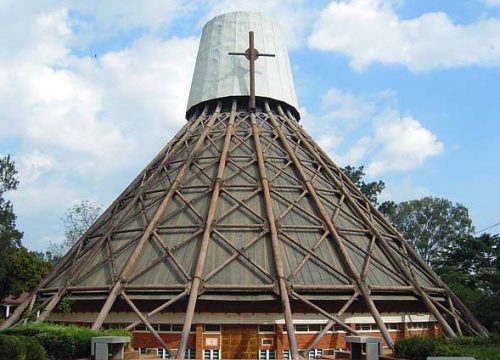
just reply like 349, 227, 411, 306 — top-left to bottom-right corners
279, 106, 457, 340
92, 103, 221, 331
176, 100, 237, 359
250, 111, 299, 360
265, 102, 394, 348
303, 292, 359, 354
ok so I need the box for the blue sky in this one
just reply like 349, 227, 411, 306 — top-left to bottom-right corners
1, 0, 499, 251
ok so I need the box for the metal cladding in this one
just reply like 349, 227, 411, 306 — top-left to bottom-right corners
186, 12, 298, 117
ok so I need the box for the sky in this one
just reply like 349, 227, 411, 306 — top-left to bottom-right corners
1, 0, 499, 251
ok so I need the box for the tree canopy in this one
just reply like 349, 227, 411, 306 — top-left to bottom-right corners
0, 156, 24, 299
436, 233, 500, 331
341, 165, 386, 205
384, 197, 473, 265
49, 200, 102, 259
0, 156, 51, 299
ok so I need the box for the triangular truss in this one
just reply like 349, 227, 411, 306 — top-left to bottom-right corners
1, 98, 487, 359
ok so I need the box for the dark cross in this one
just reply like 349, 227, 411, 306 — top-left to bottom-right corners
229, 31, 275, 113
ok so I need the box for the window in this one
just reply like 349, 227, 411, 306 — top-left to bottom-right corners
386, 323, 400, 331
158, 324, 196, 332
185, 349, 196, 359
204, 324, 221, 333
261, 338, 274, 346
295, 324, 308, 332
135, 348, 147, 355
408, 322, 431, 330
204, 349, 220, 360
283, 350, 290, 360
260, 350, 276, 360
259, 324, 275, 333
355, 323, 377, 332
157, 348, 171, 359
333, 324, 346, 332
134, 324, 147, 331
159, 324, 171, 332
308, 349, 323, 359
308, 324, 321, 332
172, 324, 183, 332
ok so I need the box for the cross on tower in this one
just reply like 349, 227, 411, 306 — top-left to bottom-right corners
229, 31, 275, 113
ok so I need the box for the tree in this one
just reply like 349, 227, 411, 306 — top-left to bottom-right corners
50, 200, 102, 257
341, 165, 385, 205
436, 233, 499, 331
385, 197, 473, 265
0, 155, 23, 299
1, 246, 51, 297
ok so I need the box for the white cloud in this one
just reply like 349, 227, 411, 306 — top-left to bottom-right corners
484, 0, 500, 7
379, 177, 430, 203
321, 88, 375, 123
308, 0, 500, 71
302, 87, 443, 175
0, 5, 198, 250
366, 110, 444, 176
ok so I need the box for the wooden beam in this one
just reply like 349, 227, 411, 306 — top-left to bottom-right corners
266, 102, 395, 348
250, 110, 300, 360
124, 291, 187, 331
176, 100, 237, 359
91, 103, 220, 331
302, 292, 359, 355
121, 292, 172, 355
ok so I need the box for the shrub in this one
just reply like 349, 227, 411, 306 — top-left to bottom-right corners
22, 336, 47, 360
0, 334, 46, 359
1, 323, 131, 360
0, 334, 27, 360
395, 335, 500, 360
394, 336, 441, 360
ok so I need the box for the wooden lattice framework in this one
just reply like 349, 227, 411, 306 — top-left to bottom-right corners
1, 98, 487, 360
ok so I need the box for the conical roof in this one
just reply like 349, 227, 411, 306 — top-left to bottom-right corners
44, 102, 438, 293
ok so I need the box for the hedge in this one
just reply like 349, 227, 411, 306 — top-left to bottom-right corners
0, 323, 131, 360
0, 334, 47, 360
394, 335, 500, 360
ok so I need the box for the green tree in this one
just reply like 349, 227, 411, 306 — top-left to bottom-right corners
2, 246, 51, 297
436, 233, 499, 331
0, 155, 23, 299
385, 197, 473, 265
50, 200, 102, 258
341, 165, 385, 205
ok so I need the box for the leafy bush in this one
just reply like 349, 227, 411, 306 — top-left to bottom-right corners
1, 323, 131, 360
394, 336, 441, 360
0, 334, 46, 360
395, 335, 500, 360
0, 334, 27, 360
23, 336, 47, 360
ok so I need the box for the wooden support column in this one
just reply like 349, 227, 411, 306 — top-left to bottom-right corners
265, 102, 395, 348
125, 290, 188, 331
279, 106, 457, 340
250, 111, 299, 360
122, 292, 172, 355
303, 292, 359, 354
176, 100, 237, 359
32, 109, 211, 328
92, 103, 221, 331
448, 296, 463, 336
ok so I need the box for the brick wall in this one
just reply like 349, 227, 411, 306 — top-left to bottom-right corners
132, 322, 437, 356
